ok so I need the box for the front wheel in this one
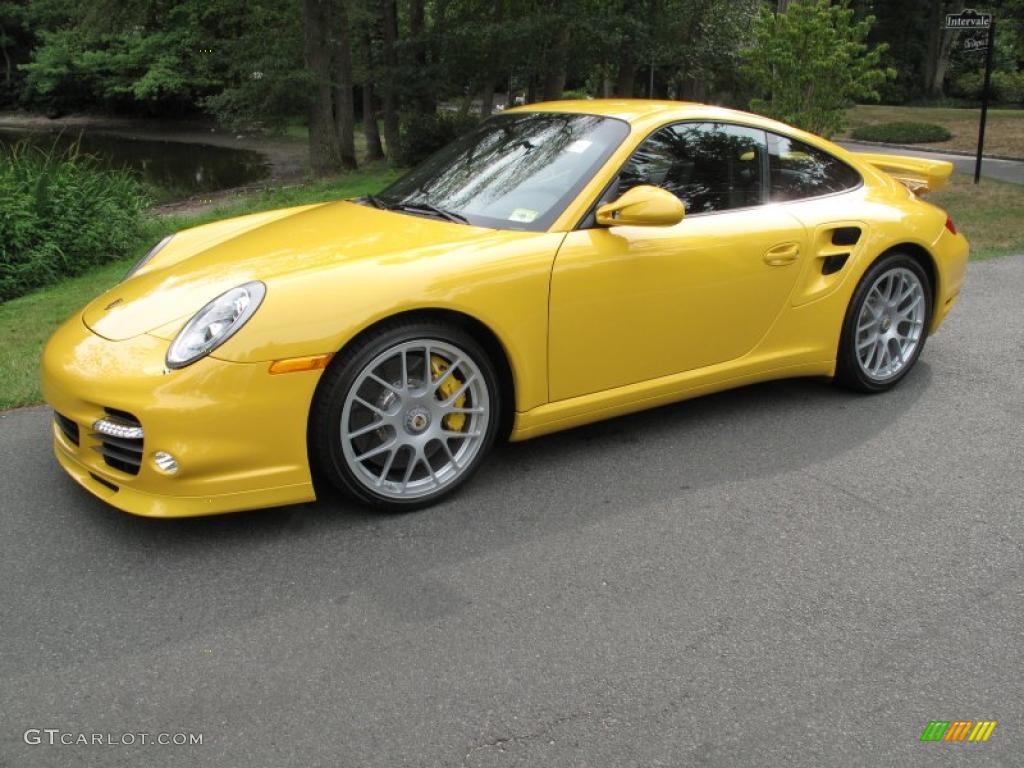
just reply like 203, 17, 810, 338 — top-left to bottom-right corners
835, 253, 933, 392
311, 321, 500, 511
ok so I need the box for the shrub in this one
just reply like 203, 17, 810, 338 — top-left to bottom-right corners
393, 111, 480, 167
0, 141, 149, 302
952, 70, 1024, 104
992, 71, 1024, 105
951, 71, 985, 100
850, 121, 952, 143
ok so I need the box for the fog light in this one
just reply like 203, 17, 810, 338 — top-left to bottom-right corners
152, 451, 179, 475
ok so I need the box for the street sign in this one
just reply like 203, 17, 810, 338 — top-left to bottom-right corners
963, 34, 989, 52
943, 9, 999, 183
946, 8, 992, 29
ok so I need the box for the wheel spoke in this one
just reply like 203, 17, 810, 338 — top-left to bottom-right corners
353, 395, 384, 415
897, 293, 922, 318
895, 338, 907, 366
440, 439, 459, 468
443, 428, 482, 438
368, 372, 402, 395
355, 439, 397, 463
400, 454, 418, 491
375, 448, 398, 486
423, 449, 441, 487
348, 419, 387, 439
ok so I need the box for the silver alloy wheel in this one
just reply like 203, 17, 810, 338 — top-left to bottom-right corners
340, 338, 490, 500
855, 266, 926, 382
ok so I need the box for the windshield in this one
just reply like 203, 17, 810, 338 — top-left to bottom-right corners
371, 112, 630, 231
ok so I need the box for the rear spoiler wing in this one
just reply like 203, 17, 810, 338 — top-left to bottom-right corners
853, 152, 953, 195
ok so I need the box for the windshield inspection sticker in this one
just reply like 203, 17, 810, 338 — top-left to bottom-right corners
509, 208, 539, 223
566, 139, 593, 153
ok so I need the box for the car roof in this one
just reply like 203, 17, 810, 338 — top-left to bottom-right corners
505, 98, 777, 126
502, 98, 852, 162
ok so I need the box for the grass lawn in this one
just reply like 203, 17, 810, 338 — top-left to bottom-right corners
0, 164, 398, 410
931, 173, 1024, 259
844, 104, 1024, 158
0, 164, 1020, 411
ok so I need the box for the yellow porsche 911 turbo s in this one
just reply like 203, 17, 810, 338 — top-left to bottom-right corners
42, 99, 968, 517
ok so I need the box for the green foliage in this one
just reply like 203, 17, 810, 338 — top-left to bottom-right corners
992, 71, 1024, 105
741, 0, 894, 137
850, 121, 952, 144
0, 141, 148, 302
393, 110, 479, 167
951, 70, 986, 100
952, 70, 1024, 105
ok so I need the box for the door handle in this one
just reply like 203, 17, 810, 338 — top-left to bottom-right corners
763, 242, 800, 266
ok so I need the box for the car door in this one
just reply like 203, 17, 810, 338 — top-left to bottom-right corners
548, 121, 810, 401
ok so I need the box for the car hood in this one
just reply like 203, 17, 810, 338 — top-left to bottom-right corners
83, 201, 517, 341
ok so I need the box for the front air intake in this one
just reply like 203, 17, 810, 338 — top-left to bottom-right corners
91, 409, 144, 475
54, 411, 80, 446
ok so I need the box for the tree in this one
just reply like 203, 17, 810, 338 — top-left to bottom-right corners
741, 0, 894, 136
332, 0, 357, 169
924, 0, 964, 97
303, 0, 344, 175
380, 0, 400, 157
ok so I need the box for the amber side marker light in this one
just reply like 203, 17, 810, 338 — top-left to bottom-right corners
268, 354, 334, 374
945, 216, 958, 235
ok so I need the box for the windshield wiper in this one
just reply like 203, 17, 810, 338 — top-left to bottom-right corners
361, 194, 388, 209
388, 200, 469, 225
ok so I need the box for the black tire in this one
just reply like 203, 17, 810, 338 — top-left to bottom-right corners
310, 319, 501, 511
835, 252, 933, 393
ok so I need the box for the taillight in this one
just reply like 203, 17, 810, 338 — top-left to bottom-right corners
945, 216, 957, 235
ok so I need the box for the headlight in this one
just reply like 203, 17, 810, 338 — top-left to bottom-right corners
166, 281, 266, 369
125, 234, 174, 279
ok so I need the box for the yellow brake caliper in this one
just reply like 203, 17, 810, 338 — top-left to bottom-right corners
430, 355, 467, 432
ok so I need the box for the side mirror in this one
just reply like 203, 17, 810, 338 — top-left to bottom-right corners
596, 185, 684, 227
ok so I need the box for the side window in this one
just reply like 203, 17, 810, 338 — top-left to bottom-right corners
767, 133, 861, 201
618, 122, 766, 214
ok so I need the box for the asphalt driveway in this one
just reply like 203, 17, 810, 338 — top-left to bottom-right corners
2, 256, 1022, 767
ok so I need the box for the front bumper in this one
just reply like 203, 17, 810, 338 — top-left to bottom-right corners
41, 315, 320, 517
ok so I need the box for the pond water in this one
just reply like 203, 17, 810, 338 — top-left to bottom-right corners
0, 128, 271, 196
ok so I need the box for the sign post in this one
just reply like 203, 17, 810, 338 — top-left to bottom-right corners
946, 8, 995, 184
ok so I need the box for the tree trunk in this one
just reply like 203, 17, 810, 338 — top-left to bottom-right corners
541, 27, 569, 101
479, 80, 496, 116
332, 0, 357, 169
362, 76, 385, 160
925, 0, 963, 97
303, 0, 342, 176
616, 54, 636, 97
409, 0, 434, 114
381, 0, 401, 158
0, 23, 11, 87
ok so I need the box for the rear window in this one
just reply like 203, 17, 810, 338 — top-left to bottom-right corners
767, 133, 861, 201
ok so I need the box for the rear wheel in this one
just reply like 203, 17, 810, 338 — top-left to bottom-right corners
835, 253, 932, 392
311, 321, 500, 511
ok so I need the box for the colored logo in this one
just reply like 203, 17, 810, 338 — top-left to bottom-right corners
920, 720, 997, 742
